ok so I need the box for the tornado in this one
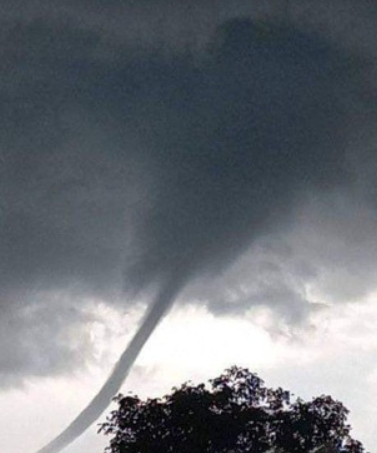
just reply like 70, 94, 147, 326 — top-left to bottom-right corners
34, 278, 183, 453
18, 6, 371, 453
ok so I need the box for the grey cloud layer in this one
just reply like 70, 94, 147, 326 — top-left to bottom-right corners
1, 1, 376, 383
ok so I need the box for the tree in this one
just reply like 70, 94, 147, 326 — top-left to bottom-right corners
100, 366, 366, 453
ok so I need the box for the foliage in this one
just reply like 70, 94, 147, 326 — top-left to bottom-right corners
100, 366, 366, 453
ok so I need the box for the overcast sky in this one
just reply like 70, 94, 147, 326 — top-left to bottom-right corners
1, 1, 377, 452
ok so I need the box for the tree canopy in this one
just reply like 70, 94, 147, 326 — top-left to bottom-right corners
100, 366, 366, 453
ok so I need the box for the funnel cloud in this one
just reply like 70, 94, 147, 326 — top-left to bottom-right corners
35, 276, 182, 453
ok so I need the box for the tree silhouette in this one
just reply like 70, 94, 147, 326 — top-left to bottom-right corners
100, 367, 366, 453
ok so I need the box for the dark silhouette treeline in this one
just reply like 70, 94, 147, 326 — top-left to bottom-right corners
100, 367, 366, 453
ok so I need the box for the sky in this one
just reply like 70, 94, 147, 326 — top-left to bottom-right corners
1, 1, 377, 452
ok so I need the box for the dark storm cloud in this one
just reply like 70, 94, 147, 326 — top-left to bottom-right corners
0, 295, 97, 387
1, 1, 377, 383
